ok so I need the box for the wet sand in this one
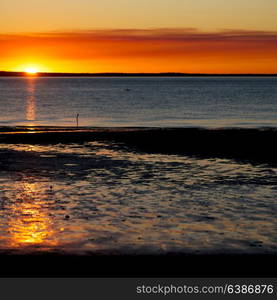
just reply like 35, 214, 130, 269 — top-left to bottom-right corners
0, 127, 276, 276
0, 126, 277, 163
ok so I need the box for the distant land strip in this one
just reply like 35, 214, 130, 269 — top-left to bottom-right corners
0, 71, 277, 77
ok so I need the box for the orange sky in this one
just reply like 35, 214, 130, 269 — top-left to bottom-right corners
1, 0, 277, 73
1, 29, 277, 73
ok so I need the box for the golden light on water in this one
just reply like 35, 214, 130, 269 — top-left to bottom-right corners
26, 78, 36, 122
10, 203, 50, 245
8, 181, 56, 249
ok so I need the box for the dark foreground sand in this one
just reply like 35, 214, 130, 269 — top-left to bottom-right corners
1, 253, 277, 277
0, 126, 277, 164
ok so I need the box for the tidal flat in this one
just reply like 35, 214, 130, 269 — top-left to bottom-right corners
0, 127, 276, 255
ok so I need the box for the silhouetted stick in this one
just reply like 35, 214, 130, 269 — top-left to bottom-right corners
76, 113, 79, 127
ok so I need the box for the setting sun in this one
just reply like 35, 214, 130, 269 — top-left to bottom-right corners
25, 67, 38, 74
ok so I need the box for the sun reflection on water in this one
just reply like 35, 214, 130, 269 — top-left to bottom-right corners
7, 181, 56, 249
26, 78, 36, 123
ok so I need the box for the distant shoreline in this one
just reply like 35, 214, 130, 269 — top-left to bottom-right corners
1, 71, 277, 77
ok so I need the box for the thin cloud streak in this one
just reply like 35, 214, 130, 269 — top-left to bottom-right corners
2, 28, 277, 41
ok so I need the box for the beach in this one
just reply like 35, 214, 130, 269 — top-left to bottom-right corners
0, 127, 276, 258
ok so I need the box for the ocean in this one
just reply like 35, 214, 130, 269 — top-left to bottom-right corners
0, 76, 277, 128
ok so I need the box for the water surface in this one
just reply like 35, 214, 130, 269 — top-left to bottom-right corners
0, 77, 276, 127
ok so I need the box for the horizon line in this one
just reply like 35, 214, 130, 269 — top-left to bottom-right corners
1, 71, 277, 77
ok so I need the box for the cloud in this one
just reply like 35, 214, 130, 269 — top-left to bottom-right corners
2, 27, 277, 43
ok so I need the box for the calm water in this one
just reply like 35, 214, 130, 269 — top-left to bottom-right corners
0, 76, 277, 127
0, 141, 276, 254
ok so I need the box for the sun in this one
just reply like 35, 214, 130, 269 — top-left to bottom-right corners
25, 67, 38, 75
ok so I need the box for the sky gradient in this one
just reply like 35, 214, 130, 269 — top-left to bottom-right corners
1, 0, 277, 73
